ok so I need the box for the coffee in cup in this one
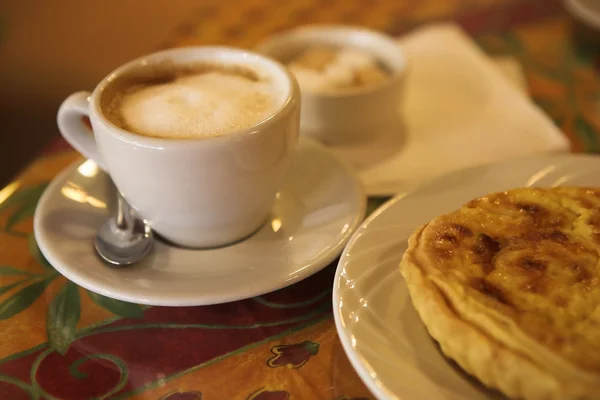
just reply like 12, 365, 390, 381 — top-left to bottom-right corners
57, 47, 300, 248
101, 63, 286, 139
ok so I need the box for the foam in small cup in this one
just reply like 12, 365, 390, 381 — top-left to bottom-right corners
287, 47, 390, 93
103, 64, 282, 139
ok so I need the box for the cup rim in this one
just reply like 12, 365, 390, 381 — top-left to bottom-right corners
255, 24, 407, 99
90, 46, 300, 147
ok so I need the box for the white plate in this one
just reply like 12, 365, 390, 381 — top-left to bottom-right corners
333, 153, 600, 400
34, 138, 365, 306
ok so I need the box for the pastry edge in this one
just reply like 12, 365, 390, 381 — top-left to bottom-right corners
400, 224, 595, 400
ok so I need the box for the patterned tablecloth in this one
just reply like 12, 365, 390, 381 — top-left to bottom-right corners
1, 1, 599, 399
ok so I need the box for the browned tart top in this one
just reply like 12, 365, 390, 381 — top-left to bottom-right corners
416, 187, 600, 373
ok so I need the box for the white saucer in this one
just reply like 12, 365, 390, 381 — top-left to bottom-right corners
333, 153, 600, 400
34, 138, 365, 306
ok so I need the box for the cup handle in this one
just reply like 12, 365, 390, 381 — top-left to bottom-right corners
57, 91, 107, 170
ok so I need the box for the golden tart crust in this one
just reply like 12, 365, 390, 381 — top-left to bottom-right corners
400, 187, 600, 400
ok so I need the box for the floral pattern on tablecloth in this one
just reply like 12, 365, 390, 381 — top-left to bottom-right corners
1, 0, 598, 399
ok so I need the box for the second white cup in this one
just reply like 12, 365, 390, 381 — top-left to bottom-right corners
256, 25, 407, 145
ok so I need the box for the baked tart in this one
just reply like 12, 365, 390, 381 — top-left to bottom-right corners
400, 187, 600, 400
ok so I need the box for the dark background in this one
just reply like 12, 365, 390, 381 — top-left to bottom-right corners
0, 1, 202, 186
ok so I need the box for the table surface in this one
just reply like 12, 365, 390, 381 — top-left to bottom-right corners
1, 0, 600, 399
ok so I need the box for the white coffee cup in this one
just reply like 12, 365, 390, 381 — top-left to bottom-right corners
256, 25, 406, 145
57, 47, 300, 248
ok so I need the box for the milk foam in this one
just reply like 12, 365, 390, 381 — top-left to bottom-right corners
119, 71, 279, 139
288, 48, 387, 92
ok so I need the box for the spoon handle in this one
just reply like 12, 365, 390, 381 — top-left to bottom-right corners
116, 192, 131, 231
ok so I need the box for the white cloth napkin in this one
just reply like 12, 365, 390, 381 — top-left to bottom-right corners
330, 23, 570, 196
491, 55, 528, 96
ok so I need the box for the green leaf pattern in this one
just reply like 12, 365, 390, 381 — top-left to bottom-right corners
0, 277, 53, 320
47, 282, 81, 354
0, 279, 27, 297
5, 202, 37, 232
0, 182, 48, 235
575, 116, 600, 152
87, 291, 145, 319
0, 265, 35, 276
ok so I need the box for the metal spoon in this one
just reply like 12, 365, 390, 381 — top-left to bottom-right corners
95, 191, 153, 266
